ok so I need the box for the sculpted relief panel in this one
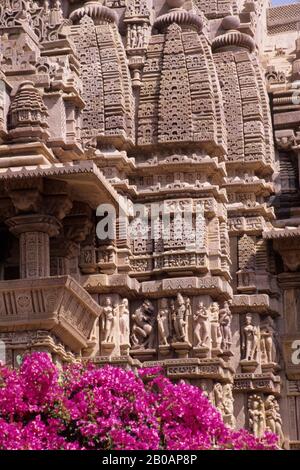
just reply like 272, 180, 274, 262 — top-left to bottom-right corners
0, 0, 297, 447
128, 295, 234, 361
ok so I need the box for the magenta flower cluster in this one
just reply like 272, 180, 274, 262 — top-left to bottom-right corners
0, 353, 278, 450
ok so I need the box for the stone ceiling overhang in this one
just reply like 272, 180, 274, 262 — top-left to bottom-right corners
0, 142, 56, 167
263, 226, 300, 240
263, 226, 300, 272
0, 161, 120, 209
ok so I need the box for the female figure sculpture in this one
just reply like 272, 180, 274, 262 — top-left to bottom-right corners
157, 298, 170, 346
209, 302, 222, 349
102, 297, 116, 343
219, 301, 232, 351
194, 301, 210, 348
119, 298, 130, 345
260, 316, 276, 364
265, 395, 285, 447
242, 314, 260, 361
248, 395, 265, 438
173, 293, 189, 342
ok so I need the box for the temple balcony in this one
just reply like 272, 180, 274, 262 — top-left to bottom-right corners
0, 275, 101, 354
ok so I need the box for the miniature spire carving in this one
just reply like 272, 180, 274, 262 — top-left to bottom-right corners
138, 0, 224, 150
69, 0, 134, 149
8, 81, 49, 143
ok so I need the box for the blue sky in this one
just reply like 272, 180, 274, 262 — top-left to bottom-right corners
272, 0, 298, 5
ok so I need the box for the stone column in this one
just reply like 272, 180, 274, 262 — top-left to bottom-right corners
7, 214, 61, 279
50, 237, 79, 276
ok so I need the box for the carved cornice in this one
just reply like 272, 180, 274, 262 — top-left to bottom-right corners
0, 161, 120, 209
83, 273, 140, 295
231, 294, 280, 315
142, 357, 234, 381
263, 227, 300, 240
140, 275, 233, 298
234, 373, 281, 395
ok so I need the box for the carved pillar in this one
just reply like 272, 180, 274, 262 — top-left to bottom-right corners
7, 214, 61, 279
63, 202, 93, 278
50, 237, 79, 276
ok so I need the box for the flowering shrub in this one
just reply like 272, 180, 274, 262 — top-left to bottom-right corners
0, 353, 278, 450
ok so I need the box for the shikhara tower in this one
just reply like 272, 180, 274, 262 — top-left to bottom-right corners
0, 0, 299, 448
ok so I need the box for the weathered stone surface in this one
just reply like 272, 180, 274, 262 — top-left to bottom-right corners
0, 0, 299, 449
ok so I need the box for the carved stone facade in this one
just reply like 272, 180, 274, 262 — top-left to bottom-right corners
0, 0, 299, 449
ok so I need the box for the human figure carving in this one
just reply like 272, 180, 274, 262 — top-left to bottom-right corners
242, 314, 260, 361
194, 301, 210, 348
102, 297, 116, 343
157, 298, 170, 346
213, 383, 224, 414
173, 293, 190, 342
119, 298, 130, 345
131, 299, 155, 349
265, 395, 285, 447
170, 298, 176, 338
223, 384, 236, 428
209, 302, 222, 349
213, 383, 235, 428
136, 25, 144, 48
54, 0, 62, 12
219, 301, 232, 351
44, 0, 50, 12
260, 316, 276, 364
248, 395, 265, 438
130, 24, 137, 48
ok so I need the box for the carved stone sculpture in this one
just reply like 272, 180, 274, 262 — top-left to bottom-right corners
213, 382, 224, 413
157, 298, 170, 346
194, 301, 210, 348
209, 302, 222, 351
219, 301, 232, 351
265, 395, 285, 447
248, 395, 266, 438
260, 317, 277, 365
101, 297, 116, 344
242, 314, 260, 362
213, 382, 235, 428
119, 298, 130, 348
0, 0, 298, 447
173, 293, 190, 343
223, 384, 236, 429
131, 300, 155, 350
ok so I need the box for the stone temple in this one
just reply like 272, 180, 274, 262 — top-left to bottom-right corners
0, 0, 300, 449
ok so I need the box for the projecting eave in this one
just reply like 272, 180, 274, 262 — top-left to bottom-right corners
0, 160, 120, 209
263, 226, 300, 240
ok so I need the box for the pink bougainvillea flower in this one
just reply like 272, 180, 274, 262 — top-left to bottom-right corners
0, 353, 278, 450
